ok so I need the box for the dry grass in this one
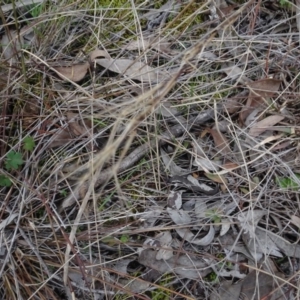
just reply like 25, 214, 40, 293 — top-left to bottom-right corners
1, 0, 300, 299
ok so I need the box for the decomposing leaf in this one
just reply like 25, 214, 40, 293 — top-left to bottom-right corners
220, 218, 231, 236
155, 232, 174, 260
245, 227, 283, 258
237, 210, 267, 239
143, 231, 173, 259
54, 62, 90, 82
139, 249, 211, 279
248, 78, 281, 99
222, 63, 250, 84
161, 148, 189, 176
210, 280, 242, 300
167, 207, 191, 225
248, 115, 284, 137
140, 207, 164, 228
167, 190, 183, 209
266, 228, 300, 258
194, 201, 208, 219
211, 270, 285, 300
186, 175, 218, 194
240, 78, 281, 124
241, 270, 283, 300
167, 207, 215, 246
224, 96, 243, 114
208, 128, 232, 155
49, 113, 92, 148
192, 141, 221, 171
95, 58, 168, 82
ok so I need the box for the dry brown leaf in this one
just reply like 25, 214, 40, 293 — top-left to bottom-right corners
224, 96, 243, 114
49, 128, 74, 148
241, 271, 280, 300
248, 78, 281, 99
210, 280, 242, 300
222, 162, 239, 169
95, 58, 167, 82
67, 112, 92, 137
248, 115, 284, 137
89, 49, 110, 61
54, 62, 89, 82
239, 78, 281, 124
209, 128, 232, 155
49, 114, 92, 148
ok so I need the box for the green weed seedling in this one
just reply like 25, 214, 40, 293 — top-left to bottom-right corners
276, 173, 300, 191
0, 136, 35, 187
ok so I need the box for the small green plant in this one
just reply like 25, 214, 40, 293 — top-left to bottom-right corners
205, 271, 218, 282
120, 234, 129, 243
23, 136, 35, 152
5, 151, 24, 171
0, 136, 36, 187
30, 3, 44, 18
276, 173, 300, 191
151, 274, 172, 300
205, 208, 221, 223
0, 175, 12, 187
279, 0, 291, 8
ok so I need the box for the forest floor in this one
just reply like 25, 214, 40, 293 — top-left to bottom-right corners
1, 0, 300, 299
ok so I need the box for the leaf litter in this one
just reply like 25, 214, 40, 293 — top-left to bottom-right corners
1, 0, 300, 299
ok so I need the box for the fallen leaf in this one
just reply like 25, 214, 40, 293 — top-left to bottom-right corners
95, 58, 167, 82
248, 115, 285, 137
224, 96, 243, 114
205, 172, 228, 184
222, 162, 239, 169
54, 62, 90, 82
167, 207, 216, 246
139, 249, 211, 279
239, 78, 281, 124
241, 270, 282, 300
220, 218, 231, 236
291, 215, 300, 228
208, 128, 232, 155
89, 49, 110, 61
167, 190, 183, 209
247, 78, 281, 99
161, 148, 189, 176
210, 280, 242, 300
